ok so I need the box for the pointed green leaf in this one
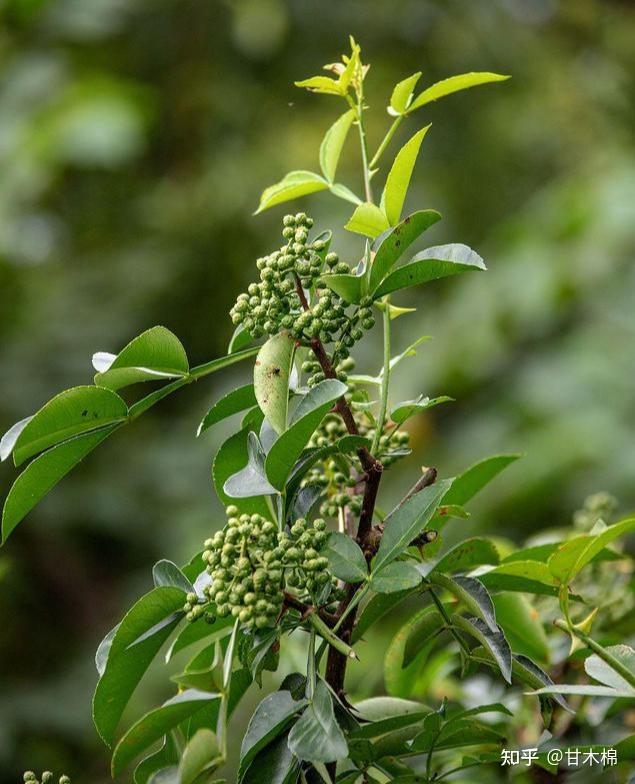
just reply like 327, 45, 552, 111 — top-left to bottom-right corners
2, 425, 119, 543
389, 72, 422, 116
93, 587, 187, 745
325, 531, 368, 583
112, 690, 220, 776
453, 616, 512, 683
478, 560, 560, 597
368, 210, 442, 293
287, 679, 348, 763
407, 72, 510, 114
371, 561, 422, 594
93, 326, 189, 390
374, 480, 451, 572
198, 384, 257, 436
493, 593, 550, 663
345, 202, 390, 239
329, 182, 362, 206
373, 243, 486, 299
254, 332, 296, 435
428, 537, 499, 575
390, 395, 452, 425
551, 518, 635, 585
320, 272, 364, 304
429, 573, 497, 632
179, 729, 222, 784
294, 76, 342, 96
11, 386, 127, 466
319, 109, 355, 182
265, 379, 347, 489
152, 560, 194, 593
381, 126, 430, 226
529, 684, 633, 698
256, 171, 328, 214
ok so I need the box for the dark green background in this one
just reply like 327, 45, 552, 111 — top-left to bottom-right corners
1, 0, 634, 780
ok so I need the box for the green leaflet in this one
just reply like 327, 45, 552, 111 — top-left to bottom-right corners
134, 735, 179, 784
389, 394, 452, 425
212, 427, 272, 517
287, 678, 348, 763
111, 689, 221, 776
345, 202, 390, 239
368, 210, 442, 294
93, 586, 187, 745
224, 431, 278, 498
254, 332, 296, 435
319, 109, 355, 182
325, 532, 368, 583
265, 379, 348, 490
493, 593, 550, 663
11, 385, 128, 466
429, 573, 497, 633
389, 72, 422, 116
371, 561, 422, 594
93, 326, 189, 390
2, 425, 120, 544
381, 127, 430, 226
428, 537, 500, 575
453, 616, 512, 684
320, 272, 364, 304
178, 729, 223, 784
373, 243, 486, 299
406, 72, 510, 114
256, 170, 329, 214
198, 384, 257, 436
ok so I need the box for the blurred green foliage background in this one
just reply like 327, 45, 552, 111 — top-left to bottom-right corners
1, 0, 634, 781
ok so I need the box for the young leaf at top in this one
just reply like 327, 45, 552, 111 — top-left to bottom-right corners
406, 72, 510, 114
197, 384, 257, 436
265, 379, 348, 490
256, 171, 328, 214
254, 331, 296, 435
368, 210, 442, 296
381, 126, 430, 227
345, 202, 390, 239
373, 243, 486, 299
374, 480, 452, 572
325, 531, 368, 583
93, 326, 189, 390
287, 678, 348, 763
319, 109, 355, 183
11, 386, 128, 466
2, 425, 119, 544
389, 72, 423, 116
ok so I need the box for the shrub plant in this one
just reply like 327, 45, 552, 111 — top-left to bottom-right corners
2, 39, 635, 784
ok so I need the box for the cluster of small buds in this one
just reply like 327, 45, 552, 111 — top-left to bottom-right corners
188, 508, 333, 630
367, 427, 411, 467
302, 355, 356, 390
23, 774, 69, 784
229, 214, 375, 352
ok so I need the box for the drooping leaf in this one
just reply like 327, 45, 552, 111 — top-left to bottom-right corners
152, 560, 194, 593
93, 326, 189, 390
374, 480, 451, 572
198, 384, 257, 436
453, 616, 512, 683
431, 454, 521, 531
287, 678, 348, 763
390, 395, 453, 425
179, 729, 223, 784
224, 431, 278, 498
93, 587, 187, 745
265, 379, 348, 490
429, 573, 497, 632
2, 425, 119, 544
381, 127, 430, 226
111, 690, 220, 776
254, 332, 296, 435
319, 109, 355, 182
256, 171, 329, 214
241, 733, 300, 784
373, 243, 486, 299
371, 561, 422, 594
493, 593, 550, 663
345, 202, 390, 239
320, 272, 364, 304
238, 690, 306, 779
368, 210, 442, 293
11, 386, 128, 466
407, 72, 510, 114
389, 72, 422, 116
325, 531, 368, 583
213, 428, 271, 517
427, 537, 499, 576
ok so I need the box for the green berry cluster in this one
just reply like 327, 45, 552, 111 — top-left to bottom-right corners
229, 213, 374, 356
187, 507, 332, 630
23, 774, 69, 784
